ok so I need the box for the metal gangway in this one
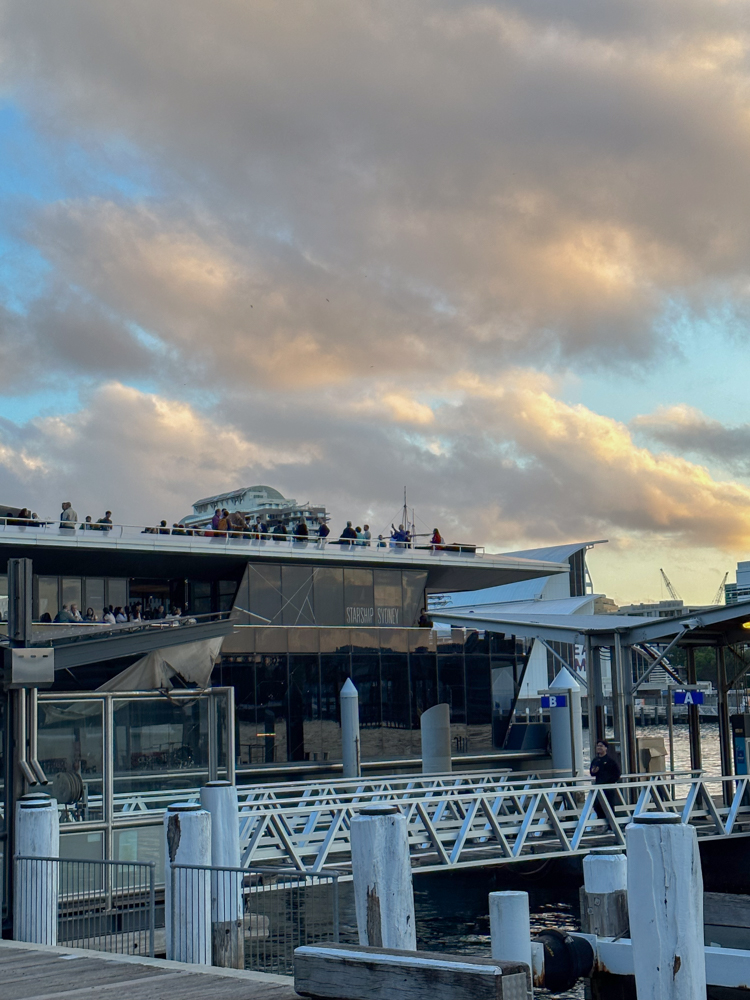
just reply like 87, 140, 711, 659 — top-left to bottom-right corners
105, 768, 750, 874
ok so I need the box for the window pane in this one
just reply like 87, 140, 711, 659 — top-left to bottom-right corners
402, 570, 428, 626
281, 566, 315, 625
344, 568, 374, 626
352, 654, 381, 759
313, 568, 344, 626
374, 570, 402, 627
438, 654, 466, 723
255, 655, 288, 762
37, 577, 59, 620
37, 698, 104, 822
84, 578, 104, 617
381, 653, 410, 730
0, 573, 7, 621
466, 654, 492, 726
409, 652, 437, 727
61, 578, 82, 611
106, 579, 127, 609
248, 564, 282, 625
289, 654, 320, 761
320, 653, 350, 761
190, 580, 212, 616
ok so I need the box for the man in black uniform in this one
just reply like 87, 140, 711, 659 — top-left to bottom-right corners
590, 739, 621, 820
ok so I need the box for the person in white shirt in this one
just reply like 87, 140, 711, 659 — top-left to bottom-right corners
363, 524, 371, 545
69, 604, 83, 622
102, 609, 116, 625
60, 502, 78, 528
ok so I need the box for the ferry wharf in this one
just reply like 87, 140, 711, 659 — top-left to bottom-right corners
0, 940, 299, 1000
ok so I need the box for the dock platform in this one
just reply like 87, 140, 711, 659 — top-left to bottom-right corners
0, 941, 300, 1000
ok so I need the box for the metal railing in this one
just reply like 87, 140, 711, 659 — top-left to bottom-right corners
14, 856, 155, 956
169, 863, 340, 974
0, 517, 487, 558
230, 771, 750, 872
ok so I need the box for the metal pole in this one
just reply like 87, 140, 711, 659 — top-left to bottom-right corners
667, 692, 674, 773
686, 647, 702, 771
717, 645, 733, 805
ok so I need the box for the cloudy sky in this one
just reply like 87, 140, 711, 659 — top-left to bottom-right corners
1, 1, 749, 604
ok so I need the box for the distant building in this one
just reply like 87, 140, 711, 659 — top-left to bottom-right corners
593, 595, 619, 614
617, 599, 715, 618
726, 561, 750, 605
182, 485, 328, 534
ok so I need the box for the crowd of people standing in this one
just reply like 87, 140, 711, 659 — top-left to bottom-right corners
4, 501, 447, 550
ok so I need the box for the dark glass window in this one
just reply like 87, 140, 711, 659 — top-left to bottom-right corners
190, 581, 212, 616
344, 569, 374, 626
289, 654, 320, 761
255, 655, 288, 762
61, 578, 82, 611
381, 654, 410, 730
37, 577, 59, 620
84, 578, 104, 616
106, 579, 127, 609
281, 566, 315, 625
409, 652, 438, 727
248, 565, 282, 624
218, 580, 238, 614
320, 653, 350, 722
402, 570, 428, 626
374, 570, 402, 627
438, 655, 467, 723
313, 568, 344, 626
465, 654, 492, 725
351, 655, 381, 727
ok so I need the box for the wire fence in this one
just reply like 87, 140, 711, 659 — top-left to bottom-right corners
169, 863, 340, 974
14, 856, 156, 956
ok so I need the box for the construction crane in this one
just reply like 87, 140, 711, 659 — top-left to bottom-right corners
712, 571, 729, 606
659, 568, 681, 602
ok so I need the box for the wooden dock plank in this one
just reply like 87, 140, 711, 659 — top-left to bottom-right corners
0, 942, 299, 1000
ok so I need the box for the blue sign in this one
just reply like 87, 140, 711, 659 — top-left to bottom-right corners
541, 695, 568, 708
673, 690, 704, 705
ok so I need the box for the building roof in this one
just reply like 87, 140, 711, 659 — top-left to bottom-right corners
433, 598, 750, 647
192, 484, 287, 507
499, 540, 608, 562
0, 520, 570, 594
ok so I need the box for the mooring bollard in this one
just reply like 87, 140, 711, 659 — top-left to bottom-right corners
420, 703, 452, 774
14, 796, 59, 945
581, 848, 631, 1000
350, 804, 416, 950
340, 678, 361, 779
200, 781, 243, 969
489, 891, 532, 978
626, 813, 705, 1000
164, 802, 212, 964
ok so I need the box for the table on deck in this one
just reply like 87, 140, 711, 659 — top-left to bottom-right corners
0, 941, 300, 1000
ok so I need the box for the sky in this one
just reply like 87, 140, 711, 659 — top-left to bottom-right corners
1, 1, 750, 606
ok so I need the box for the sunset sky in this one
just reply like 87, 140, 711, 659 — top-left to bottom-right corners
1, 2, 749, 605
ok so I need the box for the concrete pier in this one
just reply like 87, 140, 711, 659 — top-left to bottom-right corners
200, 781, 243, 969
14, 798, 59, 946
164, 803, 212, 965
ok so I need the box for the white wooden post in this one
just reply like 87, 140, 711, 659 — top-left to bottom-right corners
350, 804, 416, 950
341, 679, 361, 778
165, 802, 212, 964
583, 847, 627, 894
489, 891, 532, 979
14, 797, 59, 945
626, 814, 705, 1000
200, 781, 243, 968
421, 703, 452, 773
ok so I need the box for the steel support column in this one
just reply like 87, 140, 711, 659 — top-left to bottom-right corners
717, 644, 733, 804
686, 646, 702, 771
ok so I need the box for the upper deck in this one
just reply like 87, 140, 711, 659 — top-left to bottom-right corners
0, 519, 568, 592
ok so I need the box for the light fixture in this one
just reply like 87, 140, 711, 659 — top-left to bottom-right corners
742, 621, 750, 630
